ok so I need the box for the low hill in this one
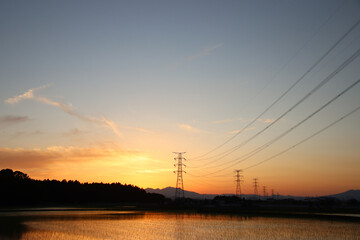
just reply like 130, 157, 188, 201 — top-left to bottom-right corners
145, 187, 218, 200
146, 187, 360, 201
145, 187, 307, 200
326, 190, 360, 201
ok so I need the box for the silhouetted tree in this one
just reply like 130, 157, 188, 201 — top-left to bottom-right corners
0, 169, 166, 206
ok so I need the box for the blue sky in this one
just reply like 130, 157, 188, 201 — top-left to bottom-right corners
1, 0, 360, 195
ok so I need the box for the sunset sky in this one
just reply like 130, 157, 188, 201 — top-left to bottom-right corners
1, 0, 360, 196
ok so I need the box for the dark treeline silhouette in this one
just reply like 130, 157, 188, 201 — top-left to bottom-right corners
0, 169, 165, 205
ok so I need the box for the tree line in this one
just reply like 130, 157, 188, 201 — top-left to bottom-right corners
0, 169, 165, 205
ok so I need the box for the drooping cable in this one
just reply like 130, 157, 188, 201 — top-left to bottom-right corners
192, 76, 360, 177
243, 105, 360, 170
191, 46, 360, 170
191, 16, 360, 161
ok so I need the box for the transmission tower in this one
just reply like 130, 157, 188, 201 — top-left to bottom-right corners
263, 186, 267, 199
253, 178, 259, 198
173, 152, 186, 199
234, 169, 243, 197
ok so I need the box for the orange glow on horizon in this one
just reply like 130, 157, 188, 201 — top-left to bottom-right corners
0, 146, 359, 197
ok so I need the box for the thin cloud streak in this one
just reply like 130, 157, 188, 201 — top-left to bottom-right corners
101, 116, 122, 137
213, 117, 246, 124
5, 84, 50, 104
177, 123, 203, 133
186, 43, 223, 61
258, 118, 276, 124
0, 115, 29, 124
227, 127, 255, 134
171, 43, 223, 69
132, 127, 153, 134
122, 126, 153, 134
0, 146, 141, 169
5, 86, 123, 137
63, 128, 86, 136
213, 119, 233, 124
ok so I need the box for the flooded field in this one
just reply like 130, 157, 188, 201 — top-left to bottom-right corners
1, 210, 359, 240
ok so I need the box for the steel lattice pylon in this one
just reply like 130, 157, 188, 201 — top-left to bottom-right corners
173, 152, 186, 199
235, 169, 243, 197
253, 178, 259, 199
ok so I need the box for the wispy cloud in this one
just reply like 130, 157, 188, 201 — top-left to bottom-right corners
5, 84, 50, 104
258, 118, 275, 124
186, 43, 223, 61
213, 119, 233, 124
122, 126, 153, 134
177, 123, 203, 133
171, 43, 223, 69
133, 127, 153, 134
63, 128, 85, 136
100, 116, 122, 137
5, 85, 123, 137
0, 146, 141, 169
0, 146, 166, 183
213, 117, 246, 124
0, 115, 29, 124
227, 127, 255, 134
32, 130, 44, 135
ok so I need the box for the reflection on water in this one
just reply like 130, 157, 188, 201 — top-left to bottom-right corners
0, 216, 29, 240
0, 210, 359, 240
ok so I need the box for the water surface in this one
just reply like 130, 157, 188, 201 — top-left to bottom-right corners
1, 210, 359, 240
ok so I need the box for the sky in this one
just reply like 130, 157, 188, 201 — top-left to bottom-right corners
1, 0, 360, 196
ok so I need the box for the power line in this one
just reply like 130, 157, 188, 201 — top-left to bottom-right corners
200, 45, 360, 166
192, 76, 360, 177
238, 0, 347, 116
191, 16, 360, 161
191, 47, 360, 172
243, 104, 360, 170
218, 77, 360, 170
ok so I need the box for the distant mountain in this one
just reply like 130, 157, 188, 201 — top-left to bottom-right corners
146, 187, 360, 201
145, 187, 218, 200
326, 190, 360, 201
145, 187, 301, 200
